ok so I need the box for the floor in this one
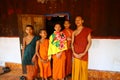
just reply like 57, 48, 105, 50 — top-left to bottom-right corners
0, 68, 71, 80
0, 69, 23, 80
1, 67, 120, 80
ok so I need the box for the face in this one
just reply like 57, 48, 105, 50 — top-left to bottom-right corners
64, 21, 70, 29
25, 27, 33, 35
39, 30, 47, 39
54, 24, 61, 32
75, 16, 83, 26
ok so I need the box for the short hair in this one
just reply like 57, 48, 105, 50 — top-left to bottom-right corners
76, 16, 83, 20
39, 29, 47, 33
64, 20, 71, 23
54, 23, 61, 27
26, 25, 34, 30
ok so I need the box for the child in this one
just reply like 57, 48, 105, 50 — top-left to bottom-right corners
71, 16, 92, 80
62, 20, 73, 78
35, 29, 51, 80
48, 23, 67, 80
22, 25, 39, 80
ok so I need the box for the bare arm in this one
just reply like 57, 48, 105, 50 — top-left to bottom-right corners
32, 40, 40, 63
34, 40, 41, 60
83, 33, 92, 54
79, 33, 92, 57
71, 31, 75, 54
22, 37, 26, 59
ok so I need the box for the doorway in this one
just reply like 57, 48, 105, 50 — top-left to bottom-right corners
45, 13, 70, 38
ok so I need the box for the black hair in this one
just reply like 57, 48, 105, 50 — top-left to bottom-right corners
39, 29, 47, 33
64, 20, 71, 24
75, 16, 83, 20
54, 23, 62, 27
26, 25, 34, 30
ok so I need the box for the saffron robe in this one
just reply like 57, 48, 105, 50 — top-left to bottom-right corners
38, 39, 51, 78
72, 27, 92, 80
73, 27, 92, 61
48, 32, 67, 79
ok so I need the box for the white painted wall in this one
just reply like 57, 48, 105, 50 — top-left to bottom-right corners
0, 37, 120, 72
0, 37, 21, 66
89, 39, 120, 72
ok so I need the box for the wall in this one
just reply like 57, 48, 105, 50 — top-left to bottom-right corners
0, 0, 120, 37
0, 37, 120, 72
0, 37, 21, 66
89, 39, 120, 72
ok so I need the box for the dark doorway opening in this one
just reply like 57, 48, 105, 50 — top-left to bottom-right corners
45, 13, 70, 38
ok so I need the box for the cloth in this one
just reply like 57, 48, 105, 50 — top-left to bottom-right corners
52, 51, 66, 79
73, 27, 92, 61
22, 36, 39, 65
26, 64, 38, 80
48, 32, 67, 59
63, 29, 73, 76
72, 58, 88, 80
38, 39, 51, 78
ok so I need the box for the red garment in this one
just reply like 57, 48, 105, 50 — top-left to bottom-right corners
63, 29, 73, 76
73, 27, 92, 61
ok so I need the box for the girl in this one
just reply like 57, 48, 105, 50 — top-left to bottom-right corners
35, 29, 51, 80
48, 23, 67, 80
22, 25, 39, 80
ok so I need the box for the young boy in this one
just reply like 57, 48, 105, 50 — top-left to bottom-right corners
22, 25, 39, 80
35, 29, 51, 80
48, 23, 67, 80
63, 20, 73, 78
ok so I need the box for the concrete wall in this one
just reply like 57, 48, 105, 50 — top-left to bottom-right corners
0, 37, 120, 72
0, 37, 21, 66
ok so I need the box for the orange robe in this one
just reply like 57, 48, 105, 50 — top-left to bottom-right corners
48, 31, 67, 79
38, 39, 51, 78
72, 27, 92, 80
26, 64, 38, 80
52, 52, 66, 79
63, 29, 73, 76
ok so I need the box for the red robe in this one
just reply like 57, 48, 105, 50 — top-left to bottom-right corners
63, 29, 73, 76
73, 27, 92, 61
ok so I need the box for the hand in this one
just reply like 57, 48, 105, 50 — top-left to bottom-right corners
73, 52, 81, 59
67, 37, 71, 41
43, 59, 49, 63
78, 53, 85, 59
32, 55, 37, 63
40, 59, 49, 63
56, 52, 62, 58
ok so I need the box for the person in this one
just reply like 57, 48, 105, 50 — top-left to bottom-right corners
62, 20, 73, 78
48, 23, 67, 80
35, 29, 51, 80
22, 25, 39, 80
71, 16, 92, 80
